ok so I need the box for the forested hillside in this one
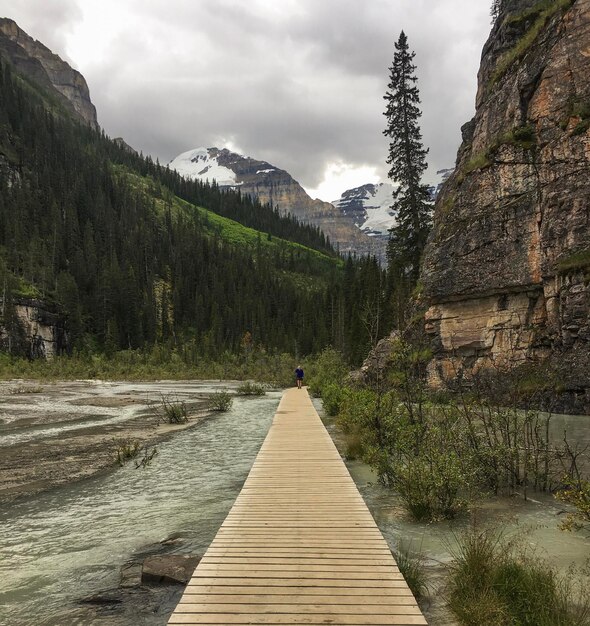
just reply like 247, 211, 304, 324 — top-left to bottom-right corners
0, 53, 387, 363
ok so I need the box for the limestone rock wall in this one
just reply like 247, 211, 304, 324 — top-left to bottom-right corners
0, 299, 67, 359
422, 0, 590, 389
0, 18, 98, 129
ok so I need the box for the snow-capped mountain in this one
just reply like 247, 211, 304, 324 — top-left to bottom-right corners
168, 147, 386, 260
332, 182, 396, 237
333, 169, 454, 240
168, 147, 452, 262
168, 147, 242, 187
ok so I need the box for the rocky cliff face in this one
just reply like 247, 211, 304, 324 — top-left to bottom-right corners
169, 147, 385, 259
0, 18, 98, 129
0, 154, 20, 187
0, 298, 67, 359
422, 0, 590, 395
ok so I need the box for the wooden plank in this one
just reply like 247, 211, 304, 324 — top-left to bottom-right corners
175, 604, 423, 615
168, 612, 428, 626
178, 593, 415, 603
181, 586, 412, 596
167, 388, 427, 625
185, 578, 411, 588
207, 545, 391, 559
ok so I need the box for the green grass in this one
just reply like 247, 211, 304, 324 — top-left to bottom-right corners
457, 124, 537, 184
393, 543, 428, 600
440, 194, 456, 216
119, 167, 341, 279
13, 277, 43, 299
466, 153, 492, 172
510, 124, 537, 149
491, 0, 575, 87
114, 167, 342, 294
570, 101, 590, 120
571, 102, 590, 135
557, 249, 590, 273
560, 99, 590, 134
458, 150, 492, 184
572, 119, 590, 136
448, 525, 590, 626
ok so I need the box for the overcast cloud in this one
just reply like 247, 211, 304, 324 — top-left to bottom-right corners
0, 0, 491, 200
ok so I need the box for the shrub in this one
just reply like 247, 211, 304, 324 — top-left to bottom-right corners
236, 381, 266, 396
321, 383, 344, 417
306, 348, 349, 397
511, 124, 537, 149
448, 524, 590, 626
340, 387, 477, 520
344, 431, 364, 460
555, 477, 590, 532
207, 390, 233, 412
160, 394, 188, 424
116, 440, 141, 466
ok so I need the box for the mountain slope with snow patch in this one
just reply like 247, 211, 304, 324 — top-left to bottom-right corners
168, 147, 386, 260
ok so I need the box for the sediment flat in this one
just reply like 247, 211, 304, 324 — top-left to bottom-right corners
0, 381, 211, 503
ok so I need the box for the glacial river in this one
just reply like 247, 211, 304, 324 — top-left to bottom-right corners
0, 382, 589, 625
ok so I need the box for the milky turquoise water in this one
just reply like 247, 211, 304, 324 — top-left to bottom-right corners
0, 385, 588, 626
0, 382, 281, 625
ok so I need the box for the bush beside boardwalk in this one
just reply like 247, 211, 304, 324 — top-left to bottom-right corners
309, 345, 590, 626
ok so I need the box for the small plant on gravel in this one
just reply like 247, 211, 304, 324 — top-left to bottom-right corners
160, 394, 188, 424
207, 390, 233, 412
116, 440, 142, 466
134, 446, 158, 468
236, 381, 266, 396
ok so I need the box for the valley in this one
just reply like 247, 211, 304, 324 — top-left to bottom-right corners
0, 1, 589, 625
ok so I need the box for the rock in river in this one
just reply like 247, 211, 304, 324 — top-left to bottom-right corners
141, 555, 200, 585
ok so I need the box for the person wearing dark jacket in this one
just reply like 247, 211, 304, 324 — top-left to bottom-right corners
295, 366, 304, 389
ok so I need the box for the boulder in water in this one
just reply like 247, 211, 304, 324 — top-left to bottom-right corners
141, 555, 200, 585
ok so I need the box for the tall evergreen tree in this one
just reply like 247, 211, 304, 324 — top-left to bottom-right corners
383, 31, 432, 322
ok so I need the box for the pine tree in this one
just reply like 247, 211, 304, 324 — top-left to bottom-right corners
383, 31, 432, 322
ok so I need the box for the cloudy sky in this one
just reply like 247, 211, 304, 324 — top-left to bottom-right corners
0, 0, 491, 201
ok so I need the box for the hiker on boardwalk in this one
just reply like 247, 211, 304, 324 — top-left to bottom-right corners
295, 365, 304, 389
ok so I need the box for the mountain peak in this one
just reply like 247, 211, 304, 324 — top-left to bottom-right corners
0, 18, 98, 129
333, 182, 396, 237
168, 146, 240, 186
168, 146, 386, 259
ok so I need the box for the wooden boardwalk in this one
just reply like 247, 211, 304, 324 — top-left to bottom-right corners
168, 388, 427, 625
